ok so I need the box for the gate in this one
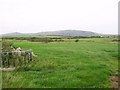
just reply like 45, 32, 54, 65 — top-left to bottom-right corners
0, 50, 33, 68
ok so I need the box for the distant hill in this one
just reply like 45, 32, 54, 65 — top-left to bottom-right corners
1, 32, 34, 36
35, 30, 98, 36
2, 32, 25, 36
2, 30, 99, 37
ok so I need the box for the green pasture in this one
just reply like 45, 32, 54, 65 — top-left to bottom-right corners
2, 38, 118, 88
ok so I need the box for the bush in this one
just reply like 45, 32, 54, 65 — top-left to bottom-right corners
2, 40, 14, 51
28, 38, 54, 43
75, 39, 79, 42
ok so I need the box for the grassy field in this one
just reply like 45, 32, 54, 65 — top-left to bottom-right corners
2, 37, 118, 88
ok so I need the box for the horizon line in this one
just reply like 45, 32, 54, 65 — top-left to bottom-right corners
1, 30, 118, 35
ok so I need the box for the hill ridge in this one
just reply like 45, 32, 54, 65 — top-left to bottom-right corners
1, 30, 99, 36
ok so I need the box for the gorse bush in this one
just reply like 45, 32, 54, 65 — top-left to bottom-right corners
2, 40, 14, 51
75, 39, 79, 42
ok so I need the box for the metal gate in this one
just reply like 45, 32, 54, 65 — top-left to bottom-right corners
0, 50, 33, 68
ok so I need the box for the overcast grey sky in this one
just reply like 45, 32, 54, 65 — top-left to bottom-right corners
0, 0, 119, 34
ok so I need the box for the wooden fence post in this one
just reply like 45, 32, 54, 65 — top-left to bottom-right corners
24, 52, 26, 64
28, 53, 30, 63
28, 51, 32, 63
30, 52, 32, 62
13, 58, 15, 67
7, 52, 10, 67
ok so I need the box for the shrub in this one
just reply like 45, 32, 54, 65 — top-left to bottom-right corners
2, 40, 14, 51
28, 38, 54, 43
75, 39, 79, 42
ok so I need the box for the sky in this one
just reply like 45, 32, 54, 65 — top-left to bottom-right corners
0, 0, 119, 34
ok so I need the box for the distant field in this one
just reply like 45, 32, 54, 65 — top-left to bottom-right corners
2, 37, 118, 88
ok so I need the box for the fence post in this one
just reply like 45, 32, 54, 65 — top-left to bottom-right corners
9, 52, 13, 67
13, 59, 15, 67
18, 56, 22, 65
0, 52, 2, 68
28, 51, 32, 63
2, 52, 7, 67
17, 51, 22, 65
24, 51, 26, 64
7, 52, 10, 67
30, 52, 32, 62
13, 53, 15, 67
28, 53, 30, 63
2, 53, 4, 67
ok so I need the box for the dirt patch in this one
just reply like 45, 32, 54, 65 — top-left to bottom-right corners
110, 76, 119, 88
0, 68, 15, 71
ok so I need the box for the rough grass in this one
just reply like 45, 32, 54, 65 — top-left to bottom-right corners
2, 38, 118, 88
